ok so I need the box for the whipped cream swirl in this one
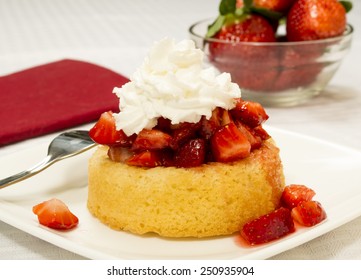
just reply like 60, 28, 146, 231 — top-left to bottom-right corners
113, 38, 241, 136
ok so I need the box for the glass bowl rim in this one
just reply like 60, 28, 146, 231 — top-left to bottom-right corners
189, 18, 353, 47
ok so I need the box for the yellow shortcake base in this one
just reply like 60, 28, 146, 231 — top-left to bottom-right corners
87, 139, 284, 238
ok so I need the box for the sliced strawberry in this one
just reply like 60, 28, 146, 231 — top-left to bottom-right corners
281, 184, 316, 209
220, 109, 233, 126
241, 207, 295, 245
126, 150, 163, 167
107, 146, 134, 162
253, 125, 270, 140
211, 122, 251, 162
170, 121, 201, 150
291, 201, 327, 227
132, 129, 172, 151
234, 120, 262, 150
155, 117, 172, 133
199, 108, 223, 139
174, 139, 206, 168
89, 111, 134, 146
230, 99, 269, 127
33, 198, 79, 230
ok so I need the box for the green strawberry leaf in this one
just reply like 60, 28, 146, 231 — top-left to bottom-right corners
206, 15, 225, 38
250, 6, 283, 20
339, 1, 353, 13
243, 0, 254, 8
219, 0, 237, 15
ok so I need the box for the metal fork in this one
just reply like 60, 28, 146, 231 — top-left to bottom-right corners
0, 130, 96, 189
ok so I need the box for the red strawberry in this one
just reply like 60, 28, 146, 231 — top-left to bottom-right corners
237, 0, 296, 13
220, 109, 233, 126
270, 44, 324, 91
211, 122, 251, 162
209, 14, 277, 65
89, 111, 135, 146
206, 0, 279, 92
230, 99, 269, 127
230, 66, 279, 92
174, 139, 206, 168
170, 121, 202, 150
126, 150, 163, 167
199, 108, 223, 139
253, 125, 270, 140
271, 64, 322, 91
132, 129, 172, 151
281, 184, 316, 209
213, 14, 276, 44
292, 201, 327, 226
234, 120, 262, 150
286, 0, 347, 41
33, 198, 79, 230
241, 207, 295, 245
107, 146, 134, 162
155, 117, 172, 133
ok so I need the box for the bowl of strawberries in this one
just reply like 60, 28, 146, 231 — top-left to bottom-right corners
189, 0, 353, 107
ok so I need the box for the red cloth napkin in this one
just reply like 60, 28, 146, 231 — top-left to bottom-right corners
0, 59, 129, 146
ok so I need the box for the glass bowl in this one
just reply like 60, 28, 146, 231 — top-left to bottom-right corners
189, 19, 353, 107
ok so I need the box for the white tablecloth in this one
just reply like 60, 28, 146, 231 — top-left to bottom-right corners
0, 0, 360, 260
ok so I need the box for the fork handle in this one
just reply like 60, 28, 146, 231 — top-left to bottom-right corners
0, 156, 53, 189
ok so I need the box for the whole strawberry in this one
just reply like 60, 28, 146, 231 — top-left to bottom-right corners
210, 13, 277, 63
237, 0, 296, 13
214, 14, 276, 44
287, 0, 348, 41
207, 0, 278, 91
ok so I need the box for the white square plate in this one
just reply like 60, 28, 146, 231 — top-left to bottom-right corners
0, 127, 360, 259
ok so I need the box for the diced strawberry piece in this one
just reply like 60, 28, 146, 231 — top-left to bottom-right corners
211, 122, 251, 162
174, 139, 206, 168
170, 122, 201, 150
107, 146, 134, 162
200, 117, 216, 140
291, 201, 327, 227
230, 99, 269, 127
221, 109, 233, 126
234, 120, 262, 150
33, 198, 79, 230
89, 111, 134, 146
126, 150, 163, 167
281, 184, 316, 209
210, 107, 223, 127
199, 108, 223, 139
155, 117, 172, 133
253, 125, 270, 140
132, 129, 172, 151
241, 207, 295, 245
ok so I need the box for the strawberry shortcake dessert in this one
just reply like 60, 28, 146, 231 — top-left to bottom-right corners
87, 38, 285, 238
